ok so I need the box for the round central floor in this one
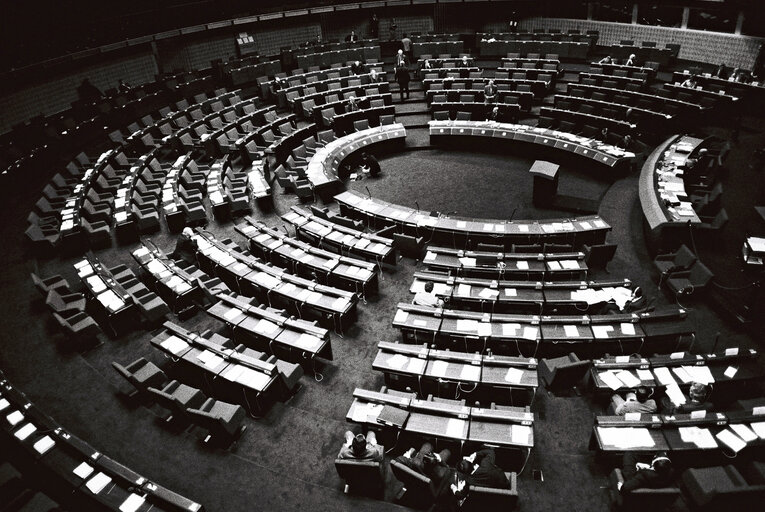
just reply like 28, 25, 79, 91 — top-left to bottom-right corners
348, 148, 612, 220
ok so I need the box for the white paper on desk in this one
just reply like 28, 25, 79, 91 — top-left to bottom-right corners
413, 319, 429, 328
592, 325, 613, 339
716, 429, 746, 453
457, 284, 472, 296
725, 347, 740, 356
621, 323, 636, 335
255, 319, 279, 335
724, 366, 738, 379
683, 365, 715, 385
751, 422, 765, 439
33, 435, 55, 455
560, 260, 580, 270
615, 370, 641, 388
505, 367, 524, 384
161, 335, 189, 355
85, 472, 112, 494
625, 413, 641, 421
461, 365, 480, 381
6, 410, 23, 426
73, 462, 94, 479
387, 353, 408, 370
653, 367, 676, 386
295, 333, 321, 351
599, 371, 624, 391
615, 355, 630, 363
475, 322, 491, 337
512, 424, 532, 445
459, 257, 477, 267
730, 423, 758, 443
516, 260, 529, 270
504, 288, 517, 297
501, 323, 520, 335
522, 326, 539, 340
637, 369, 653, 381
456, 319, 478, 332
599, 427, 655, 449
665, 383, 687, 406
564, 325, 579, 337
0, 398, 8, 411
479, 288, 499, 300
682, 427, 717, 449
120, 494, 146, 512
14, 423, 36, 440
445, 418, 466, 438
431, 360, 449, 377
407, 358, 426, 373
197, 350, 224, 370
86, 275, 107, 294
393, 310, 409, 323
547, 260, 561, 270
672, 366, 693, 384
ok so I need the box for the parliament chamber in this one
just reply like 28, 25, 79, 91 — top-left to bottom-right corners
5, 0, 765, 511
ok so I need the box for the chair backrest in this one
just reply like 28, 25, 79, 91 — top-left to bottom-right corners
541, 353, 592, 391
334, 458, 383, 491
584, 243, 617, 269
672, 245, 697, 270
434, 111, 449, 121
380, 115, 395, 125
353, 119, 370, 131
455, 111, 471, 121
390, 460, 435, 499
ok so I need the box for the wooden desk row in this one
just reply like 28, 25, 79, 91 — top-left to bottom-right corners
336, 193, 613, 255
131, 242, 200, 313
476, 32, 597, 46
206, 292, 332, 363
422, 245, 588, 281
373, 341, 538, 406
189, 229, 357, 332
291, 123, 406, 196
161, 154, 208, 231
0, 372, 204, 512
412, 41, 465, 59
590, 349, 762, 397
589, 62, 655, 80
150, 321, 303, 415
294, 45, 381, 71
313, 93, 393, 128
567, 83, 702, 117
347, 388, 534, 452
428, 88, 534, 111
392, 302, 694, 358
420, 66, 482, 79
479, 40, 589, 59
74, 255, 134, 333
608, 44, 673, 66
591, 409, 765, 464
235, 216, 378, 297
412, 270, 633, 314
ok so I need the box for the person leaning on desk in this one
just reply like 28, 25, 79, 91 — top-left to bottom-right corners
413, 281, 444, 308
484, 80, 498, 104
610, 386, 657, 415
661, 382, 713, 414
456, 448, 510, 489
616, 452, 674, 493
338, 429, 383, 462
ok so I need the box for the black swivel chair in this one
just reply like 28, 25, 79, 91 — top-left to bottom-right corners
334, 458, 384, 496
538, 353, 592, 393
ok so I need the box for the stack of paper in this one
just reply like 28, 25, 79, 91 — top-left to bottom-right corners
678, 427, 717, 448
716, 429, 747, 453
598, 371, 624, 391
599, 427, 655, 449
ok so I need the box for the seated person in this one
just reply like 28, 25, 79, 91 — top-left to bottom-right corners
625, 53, 636, 66
681, 77, 697, 88
345, 95, 360, 113
413, 281, 444, 308
338, 429, 383, 462
456, 447, 509, 489
431, 467, 470, 512
598, 55, 613, 65
617, 452, 674, 493
395, 441, 451, 476
662, 381, 713, 414
351, 60, 365, 75
369, 69, 384, 82
458, 55, 470, 68
483, 80, 498, 104
610, 386, 657, 415
358, 152, 380, 177
171, 227, 198, 261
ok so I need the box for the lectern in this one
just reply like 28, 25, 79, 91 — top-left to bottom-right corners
530, 160, 560, 208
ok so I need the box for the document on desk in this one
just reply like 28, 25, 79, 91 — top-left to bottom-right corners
730, 423, 758, 443
511, 424, 532, 445
615, 370, 641, 389
653, 367, 676, 386
501, 323, 520, 335
672, 366, 694, 384
456, 319, 479, 332
599, 427, 655, 449
33, 435, 55, 455
14, 423, 36, 440
724, 366, 738, 379
407, 358, 426, 373
86, 275, 107, 294
459, 257, 477, 267
430, 360, 449, 378
598, 371, 624, 391
564, 325, 580, 337
73, 462, 94, 480
119, 494, 146, 512
393, 310, 409, 323
351, 402, 383, 423
6, 410, 23, 426
161, 335, 189, 356
478, 287, 499, 300
592, 325, 613, 339
197, 350, 224, 370
504, 288, 517, 297
0, 398, 8, 411
460, 365, 480, 381
295, 333, 321, 351
386, 353, 409, 370
679, 427, 717, 449
457, 284, 472, 296
621, 323, 636, 335
254, 319, 279, 335
560, 260, 580, 270
751, 422, 765, 439
716, 429, 746, 453
504, 367, 524, 384
445, 418, 466, 438
665, 383, 687, 405
85, 472, 112, 494
637, 369, 653, 381
522, 326, 539, 340
516, 260, 529, 270
683, 365, 714, 385
547, 260, 561, 270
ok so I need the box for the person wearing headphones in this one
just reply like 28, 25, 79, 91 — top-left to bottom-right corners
610, 386, 657, 415
617, 452, 674, 493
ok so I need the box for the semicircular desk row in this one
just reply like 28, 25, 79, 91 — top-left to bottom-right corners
302, 123, 407, 199
639, 134, 705, 251
336, 189, 611, 250
427, 120, 635, 170
0, 372, 204, 512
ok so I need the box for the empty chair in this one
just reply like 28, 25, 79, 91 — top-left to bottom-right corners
433, 111, 449, 121
512, 243, 543, 253
30, 272, 68, 296
147, 380, 206, 422
379, 115, 395, 125
653, 244, 697, 276
543, 243, 573, 253
455, 111, 471, 121
679, 465, 761, 510
45, 288, 86, 314
459, 94, 474, 103
697, 208, 729, 233
583, 243, 618, 270
538, 353, 592, 392
112, 357, 167, 396
463, 472, 519, 511
53, 310, 102, 346
353, 119, 370, 131
665, 261, 714, 297
186, 397, 246, 443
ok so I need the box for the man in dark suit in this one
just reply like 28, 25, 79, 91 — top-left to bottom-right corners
346, 30, 358, 43
395, 441, 451, 475
456, 448, 509, 489
394, 49, 410, 101
618, 452, 674, 493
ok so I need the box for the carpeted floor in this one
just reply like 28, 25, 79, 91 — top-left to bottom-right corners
2, 80, 764, 512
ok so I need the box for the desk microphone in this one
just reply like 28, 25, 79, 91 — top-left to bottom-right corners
415, 200, 420, 212
365, 185, 372, 199
509, 207, 517, 221
281, 225, 289, 235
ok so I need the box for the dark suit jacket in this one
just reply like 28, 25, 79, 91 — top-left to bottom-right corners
621, 452, 674, 493
467, 449, 509, 489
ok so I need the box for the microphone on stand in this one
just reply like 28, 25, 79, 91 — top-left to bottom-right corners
415, 200, 420, 212
509, 207, 517, 221
365, 185, 372, 199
